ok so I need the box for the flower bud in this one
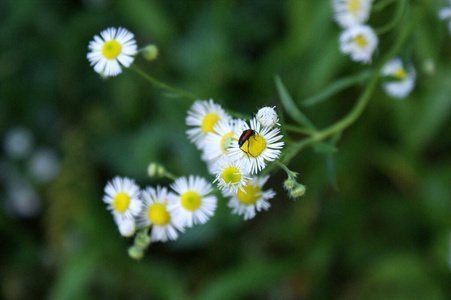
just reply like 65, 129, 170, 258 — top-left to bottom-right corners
147, 163, 159, 177
118, 219, 136, 237
142, 44, 158, 61
128, 246, 144, 260
135, 230, 151, 249
290, 183, 306, 198
283, 178, 296, 190
256, 106, 279, 127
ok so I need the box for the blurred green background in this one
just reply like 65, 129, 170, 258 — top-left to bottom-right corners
1, 0, 451, 299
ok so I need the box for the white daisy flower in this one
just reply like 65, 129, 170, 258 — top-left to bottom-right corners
339, 24, 378, 64
256, 106, 279, 128
202, 118, 245, 163
87, 27, 138, 77
212, 156, 251, 194
381, 57, 416, 99
167, 175, 217, 228
103, 176, 142, 220
333, 0, 373, 28
228, 118, 284, 175
136, 186, 184, 242
224, 175, 275, 220
439, 2, 451, 34
186, 99, 231, 150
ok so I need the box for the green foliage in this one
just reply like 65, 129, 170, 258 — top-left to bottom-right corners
1, 0, 451, 299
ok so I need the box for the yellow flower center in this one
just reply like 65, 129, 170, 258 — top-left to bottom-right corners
148, 203, 170, 225
354, 34, 367, 47
237, 184, 261, 205
201, 113, 220, 134
102, 40, 122, 60
349, 0, 360, 16
222, 167, 241, 185
394, 68, 407, 79
240, 134, 266, 157
181, 191, 201, 211
113, 192, 130, 213
220, 133, 235, 154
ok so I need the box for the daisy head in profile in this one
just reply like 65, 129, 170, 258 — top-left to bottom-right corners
167, 175, 217, 228
186, 99, 231, 150
333, 0, 373, 28
228, 118, 284, 174
136, 186, 184, 243
103, 176, 142, 221
339, 24, 378, 64
224, 175, 275, 221
381, 57, 416, 99
87, 27, 138, 77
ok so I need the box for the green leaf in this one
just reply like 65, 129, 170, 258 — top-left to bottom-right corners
274, 75, 316, 129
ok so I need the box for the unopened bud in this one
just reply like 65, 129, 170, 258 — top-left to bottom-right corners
135, 230, 151, 249
256, 106, 279, 127
147, 163, 159, 177
283, 178, 296, 190
118, 219, 136, 237
128, 246, 144, 260
142, 44, 159, 61
290, 183, 306, 198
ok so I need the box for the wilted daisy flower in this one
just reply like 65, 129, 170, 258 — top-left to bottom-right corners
212, 156, 251, 194
224, 175, 275, 220
87, 27, 138, 77
256, 106, 279, 128
167, 175, 217, 228
228, 118, 284, 174
439, 2, 451, 34
339, 24, 378, 64
202, 118, 245, 163
136, 186, 184, 242
186, 99, 231, 150
333, 0, 373, 28
103, 176, 142, 220
381, 57, 416, 99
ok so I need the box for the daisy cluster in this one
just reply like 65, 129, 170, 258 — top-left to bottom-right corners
103, 175, 217, 244
186, 100, 283, 220
332, 1, 416, 98
333, 0, 378, 64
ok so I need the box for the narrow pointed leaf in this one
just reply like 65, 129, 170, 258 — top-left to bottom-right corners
274, 75, 316, 129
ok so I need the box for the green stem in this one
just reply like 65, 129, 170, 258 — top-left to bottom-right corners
131, 64, 199, 100
285, 124, 316, 135
375, 0, 408, 35
282, 4, 420, 165
301, 69, 373, 106
372, 0, 396, 12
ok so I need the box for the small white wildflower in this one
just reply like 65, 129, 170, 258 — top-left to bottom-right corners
212, 155, 251, 194
333, 0, 373, 28
381, 57, 416, 99
136, 186, 184, 242
87, 27, 138, 77
103, 176, 142, 220
224, 175, 275, 220
339, 24, 378, 64
228, 118, 284, 174
186, 99, 231, 150
167, 175, 217, 228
